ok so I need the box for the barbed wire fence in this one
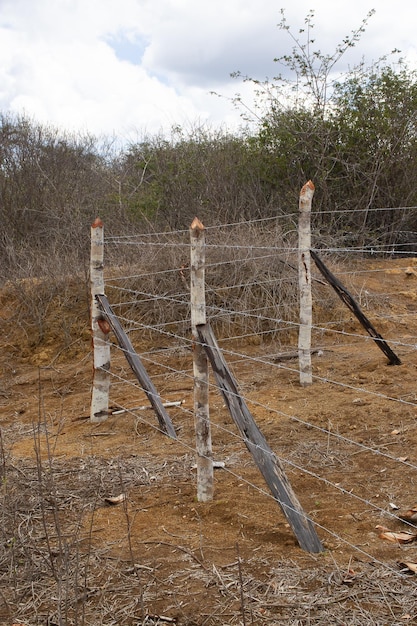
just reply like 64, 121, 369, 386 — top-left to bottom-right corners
90, 198, 417, 578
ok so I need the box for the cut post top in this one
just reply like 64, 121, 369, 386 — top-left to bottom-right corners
299, 180, 315, 211
300, 180, 315, 195
92, 217, 103, 229
190, 217, 205, 233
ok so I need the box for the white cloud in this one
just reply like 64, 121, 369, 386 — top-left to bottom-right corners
1, 0, 417, 140
141, 0, 280, 85
0, 0, 203, 138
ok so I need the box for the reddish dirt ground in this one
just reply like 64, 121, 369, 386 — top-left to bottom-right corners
1, 257, 417, 624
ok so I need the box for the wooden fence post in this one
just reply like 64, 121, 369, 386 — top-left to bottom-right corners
298, 181, 314, 386
90, 217, 111, 422
190, 217, 213, 502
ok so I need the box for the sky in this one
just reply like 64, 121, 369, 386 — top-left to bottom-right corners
1, 0, 417, 142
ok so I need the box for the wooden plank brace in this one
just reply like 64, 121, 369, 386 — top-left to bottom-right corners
311, 250, 401, 365
96, 294, 177, 439
196, 322, 324, 554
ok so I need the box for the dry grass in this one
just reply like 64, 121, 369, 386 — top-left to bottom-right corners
2, 226, 416, 624
2, 432, 417, 625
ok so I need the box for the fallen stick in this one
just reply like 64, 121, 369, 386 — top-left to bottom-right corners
111, 400, 184, 415
270, 348, 323, 362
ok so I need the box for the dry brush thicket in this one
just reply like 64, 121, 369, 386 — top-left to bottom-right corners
2, 220, 310, 356
2, 422, 417, 626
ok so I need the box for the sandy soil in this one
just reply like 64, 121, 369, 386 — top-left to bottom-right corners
1, 258, 417, 625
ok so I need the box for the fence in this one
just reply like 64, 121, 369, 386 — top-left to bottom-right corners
89, 191, 417, 568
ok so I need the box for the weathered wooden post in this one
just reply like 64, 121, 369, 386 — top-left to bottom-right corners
190, 217, 213, 502
197, 322, 324, 553
310, 250, 402, 366
298, 181, 314, 386
90, 217, 111, 422
95, 294, 177, 438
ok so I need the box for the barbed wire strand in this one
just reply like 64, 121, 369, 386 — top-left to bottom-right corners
101, 367, 417, 584
100, 334, 417, 461
105, 290, 417, 348
103, 254, 417, 289
105, 366, 417, 523
95, 209, 417, 585
103, 293, 417, 352
104, 204, 417, 242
